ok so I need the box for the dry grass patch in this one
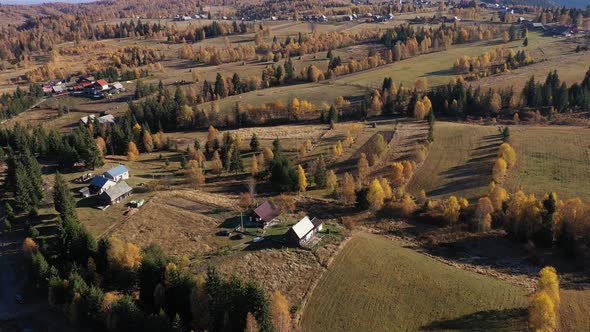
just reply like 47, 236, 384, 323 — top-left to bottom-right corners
111, 190, 239, 257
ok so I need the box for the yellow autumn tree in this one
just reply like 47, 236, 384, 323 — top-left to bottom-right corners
271, 291, 291, 332
207, 125, 218, 143
263, 147, 274, 163
474, 197, 494, 231
492, 158, 508, 183
422, 96, 433, 115
211, 151, 223, 175
345, 130, 354, 147
498, 143, 517, 168
367, 179, 385, 211
357, 153, 370, 184
186, 161, 205, 187
23, 237, 39, 256
413, 100, 427, 120
529, 291, 557, 332
539, 266, 560, 307
401, 160, 414, 182
489, 183, 508, 210
107, 237, 142, 269
401, 194, 417, 217
342, 172, 356, 204
391, 162, 405, 187
297, 165, 307, 193
529, 266, 560, 332
326, 170, 338, 193
127, 142, 139, 161
439, 196, 462, 224
96, 137, 107, 156
380, 178, 393, 200
251, 154, 259, 176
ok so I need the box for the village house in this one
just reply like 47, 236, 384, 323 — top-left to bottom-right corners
93, 79, 109, 91
98, 181, 133, 206
250, 201, 280, 227
80, 114, 116, 126
104, 165, 130, 182
89, 175, 116, 194
286, 216, 323, 246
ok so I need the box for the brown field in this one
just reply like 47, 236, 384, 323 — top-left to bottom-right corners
110, 190, 243, 257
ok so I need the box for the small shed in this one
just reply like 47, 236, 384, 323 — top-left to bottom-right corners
251, 201, 280, 226
98, 181, 133, 206
79, 187, 90, 198
104, 165, 129, 182
80, 114, 96, 125
286, 216, 323, 245
98, 114, 115, 125
89, 175, 116, 194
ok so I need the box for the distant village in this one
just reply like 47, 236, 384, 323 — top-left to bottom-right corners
42, 76, 126, 99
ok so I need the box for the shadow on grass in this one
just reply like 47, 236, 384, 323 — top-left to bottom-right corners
77, 196, 98, 208
420, 308, 528, 331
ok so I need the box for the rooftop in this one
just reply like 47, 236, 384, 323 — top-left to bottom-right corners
105, 165, 129, 178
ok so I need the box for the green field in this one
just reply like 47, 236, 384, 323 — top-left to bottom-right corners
408, 122, 500, 200
505, 125, 590, 199
301, 233, 529, 332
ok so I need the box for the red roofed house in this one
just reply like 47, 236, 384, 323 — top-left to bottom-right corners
93, 79, 109, 91
250, 200, 280, 227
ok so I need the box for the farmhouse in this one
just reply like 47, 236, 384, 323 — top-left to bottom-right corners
93, 79, 109, 91
286, 216, 323, 245
250, 201, 280, 226
98, 181, 133, 206
98, 114, 115, 125
104, 165, 129, 182
80, 114, 116, 126
89, 175, 116, 194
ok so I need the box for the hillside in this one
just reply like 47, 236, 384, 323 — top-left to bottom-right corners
301, 233, 529, 332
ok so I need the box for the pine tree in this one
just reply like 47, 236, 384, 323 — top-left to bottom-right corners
14, 164, 34, 212
250, 133, 260, 152
314, 155, 327, 188
214, 73, 227, 97
54, 173, 77, 221
229, 145, 244, 174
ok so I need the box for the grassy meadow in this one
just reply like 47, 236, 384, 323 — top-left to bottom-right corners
504, 125, 590, 199
301, 233, 529, 332
408, 121, 501, 201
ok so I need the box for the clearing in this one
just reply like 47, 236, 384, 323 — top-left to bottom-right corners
408, 121, 501, 200
504, 125, 590, 199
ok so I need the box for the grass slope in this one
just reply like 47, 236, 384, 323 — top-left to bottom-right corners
505, 125, 590, 199
301, 233, 528, 332
408, 122, 501, 200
